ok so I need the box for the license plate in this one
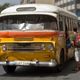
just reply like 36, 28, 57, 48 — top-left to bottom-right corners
16, 61, 30, 65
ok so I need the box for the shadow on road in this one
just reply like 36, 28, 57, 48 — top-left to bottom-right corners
0, 60, 77, 77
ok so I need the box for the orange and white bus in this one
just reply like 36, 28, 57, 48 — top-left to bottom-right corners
0, 4, 78, 73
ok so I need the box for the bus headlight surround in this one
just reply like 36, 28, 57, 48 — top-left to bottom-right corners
40, 44, 45, 50
48, 44, 54, 50
2, 44, 7, 51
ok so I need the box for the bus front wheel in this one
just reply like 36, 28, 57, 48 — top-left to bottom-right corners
3, 65, 16, 74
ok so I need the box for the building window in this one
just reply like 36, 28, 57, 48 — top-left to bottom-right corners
76, 9, 80, 16
55, 0, 59, 3
27, 0, 36, 3
76, 0, 80, 3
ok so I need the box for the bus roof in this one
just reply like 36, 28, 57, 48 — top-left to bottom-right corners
1, 4, 77, 19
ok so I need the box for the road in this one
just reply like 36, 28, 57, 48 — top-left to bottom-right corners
0, 60, 80, 80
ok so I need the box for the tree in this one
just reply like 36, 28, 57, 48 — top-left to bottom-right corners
0, 3, 10, 12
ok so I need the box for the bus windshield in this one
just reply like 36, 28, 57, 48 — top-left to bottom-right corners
0, 15, 57, 31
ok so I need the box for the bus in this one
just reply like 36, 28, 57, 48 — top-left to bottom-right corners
0, 4, 78, 73
78, 19, 80, 29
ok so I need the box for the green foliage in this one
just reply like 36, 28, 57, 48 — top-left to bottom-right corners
0, 3, 10, 12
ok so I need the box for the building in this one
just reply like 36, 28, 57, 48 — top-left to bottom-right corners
55, 0, 80, 26
20, 0, 55, 4
20, 0, 80, 17
20, 0, 80, 26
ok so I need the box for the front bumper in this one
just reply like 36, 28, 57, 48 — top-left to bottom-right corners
0, 60, 57, 67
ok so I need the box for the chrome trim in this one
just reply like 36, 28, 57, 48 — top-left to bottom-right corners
0, 60, 57, 67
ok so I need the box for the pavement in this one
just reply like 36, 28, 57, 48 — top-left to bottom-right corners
0, 60, 80, 80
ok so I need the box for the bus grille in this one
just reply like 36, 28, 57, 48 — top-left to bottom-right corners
3, 43, 53, 52
7, 43, 42, 51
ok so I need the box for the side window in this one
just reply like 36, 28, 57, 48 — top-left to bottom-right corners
0, 19, 3, 30
64, 16, 68, 31
71, 20, 73, 30
59, 15, 63, 31
59, 21, 63, 31
72, 20, 75, 30
73, 20, 78, 30
78, 22, 80, 31
66, 17, 72, 31
66, 17, 69, 30
67, 17, 69, 30
69, 18, 72, 31
0, 23, 3, 30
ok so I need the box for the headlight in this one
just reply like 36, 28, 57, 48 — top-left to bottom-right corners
40, 44, 45, 50
2, 44, 7, 51
48, 44, 54, 50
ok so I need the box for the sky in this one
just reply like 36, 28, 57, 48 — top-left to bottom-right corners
0, 0, 21, 5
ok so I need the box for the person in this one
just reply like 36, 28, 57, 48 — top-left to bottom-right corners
71, 28, 80, 71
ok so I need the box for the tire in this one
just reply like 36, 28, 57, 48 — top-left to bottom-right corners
3, 65, 16, 74
56, 49, 64, 72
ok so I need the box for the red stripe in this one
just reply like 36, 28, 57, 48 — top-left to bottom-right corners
0, 31, 59, 38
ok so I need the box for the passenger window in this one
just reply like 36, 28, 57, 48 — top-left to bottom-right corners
59, 21, 63, 31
